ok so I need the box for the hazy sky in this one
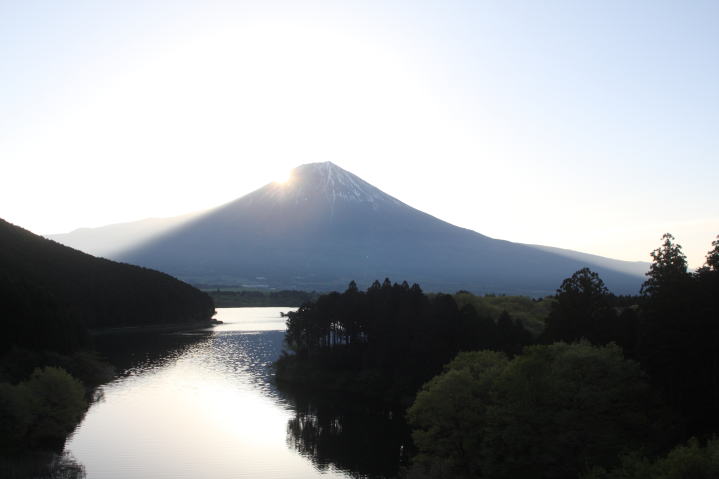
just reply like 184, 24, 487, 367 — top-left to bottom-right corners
1, 1, 717, 268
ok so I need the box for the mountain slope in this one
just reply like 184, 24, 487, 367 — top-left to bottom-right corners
50, 162, 647, 295
1, 218, 215, 352
527, 244, 649, 278
48, 211, 203, 258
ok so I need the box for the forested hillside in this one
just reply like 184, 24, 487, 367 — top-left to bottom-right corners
0, 218, 215, 354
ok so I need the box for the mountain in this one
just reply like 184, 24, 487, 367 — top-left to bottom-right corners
49, 162, 647, 295
526, 244, 648, 278
1, 218, 215, 353
48, 211, 204, 259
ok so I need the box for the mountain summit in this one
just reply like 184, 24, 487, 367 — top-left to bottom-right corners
262, 161, 404, 209
50, 162, 646, 294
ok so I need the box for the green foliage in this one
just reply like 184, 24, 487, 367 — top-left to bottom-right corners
407, 343, 663, 479
407, 351, 508, 477
486, 342, 662, 478
21, 367, 87, 446
453, 292, 553, 336
583, 438, 719, 479
0, 367, 87, 449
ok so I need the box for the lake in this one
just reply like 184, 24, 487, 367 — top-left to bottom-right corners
63, 307, 409, 478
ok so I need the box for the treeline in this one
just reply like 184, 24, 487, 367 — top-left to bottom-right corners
276, 279, 532, 404
408, 233, 719, 478
276, 233, 719, 478
207, 289, 319, 308
541, 233, 719, 438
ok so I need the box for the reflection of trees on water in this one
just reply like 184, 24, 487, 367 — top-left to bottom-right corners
281, 385, 413, 478
30, 330, 217, 478
93, 330, 214, 375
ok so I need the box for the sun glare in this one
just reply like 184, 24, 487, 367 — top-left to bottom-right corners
273, 169, 292, 184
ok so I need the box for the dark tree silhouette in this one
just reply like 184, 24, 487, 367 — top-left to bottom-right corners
641, 233, 690, 297
541, 267, 634, 347
701, 236, 719, 271
543, 268, 610, 340
635, 233, 719, 437
277, 279, 532, 404
281, 386, 412, 478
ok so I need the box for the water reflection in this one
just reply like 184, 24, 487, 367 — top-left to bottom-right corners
65, 308, 410, 479
93, 329, 213, 377
279, 385, 413, 478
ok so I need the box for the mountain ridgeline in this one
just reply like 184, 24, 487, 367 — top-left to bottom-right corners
0, 218, 215, 353
50, 162, 648, 295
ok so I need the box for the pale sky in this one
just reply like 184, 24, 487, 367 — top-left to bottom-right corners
1, 1, 717, 268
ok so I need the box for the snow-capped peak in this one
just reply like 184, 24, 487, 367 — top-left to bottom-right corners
260, 161, 404, 209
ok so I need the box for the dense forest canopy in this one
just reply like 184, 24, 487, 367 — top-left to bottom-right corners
408, 343, 669, 479
0, 218, 215, 354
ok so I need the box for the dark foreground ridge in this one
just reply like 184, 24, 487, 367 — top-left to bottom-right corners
0, 217, 215, 353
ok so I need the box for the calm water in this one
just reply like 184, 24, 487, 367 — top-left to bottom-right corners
64, 308, 408, 479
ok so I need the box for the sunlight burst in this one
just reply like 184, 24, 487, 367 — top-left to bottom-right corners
273, 169, 292, 184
